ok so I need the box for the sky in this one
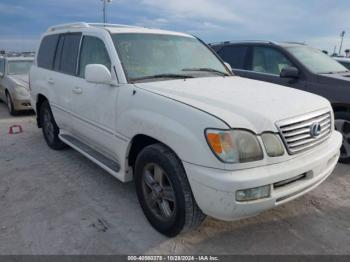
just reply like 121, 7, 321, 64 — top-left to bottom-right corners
0, 0, 350, 54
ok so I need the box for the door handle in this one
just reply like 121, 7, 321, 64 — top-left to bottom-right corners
73, 86, 83, 94
48, 78, 55, 85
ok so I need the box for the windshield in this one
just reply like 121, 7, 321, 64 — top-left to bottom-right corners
8, 61, 33, 75
111, 33, 230, 82
286, 46, 348, 74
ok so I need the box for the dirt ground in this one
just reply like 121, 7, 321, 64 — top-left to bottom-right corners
0, 102, 349, 255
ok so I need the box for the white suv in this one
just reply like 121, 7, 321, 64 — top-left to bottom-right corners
30, 23, 342, 236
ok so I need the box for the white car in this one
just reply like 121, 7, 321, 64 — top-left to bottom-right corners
0, 57, 33, 115
30, 23, 342, 236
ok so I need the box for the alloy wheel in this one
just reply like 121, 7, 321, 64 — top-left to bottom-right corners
141, 163, 176, 221
43, 110, 55, 144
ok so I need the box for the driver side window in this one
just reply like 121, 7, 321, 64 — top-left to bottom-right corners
78, 36, 111, 78
252, 46, 293, 75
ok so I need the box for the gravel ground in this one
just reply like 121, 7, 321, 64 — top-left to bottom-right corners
0, 102, 349, 255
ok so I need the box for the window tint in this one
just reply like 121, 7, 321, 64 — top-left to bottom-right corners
340, 61, 350, 70
37, 34, 59, 70
78, 36, 111, 78
54, 35, 65, 71
217, 45, 248, 69
59, 33, 81, 75
0, 59, 4, 74
252, 46, 293, 75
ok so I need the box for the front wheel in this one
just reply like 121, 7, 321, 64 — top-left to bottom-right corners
6, 92, 17, 116
135, 144, 206, 237
335, 111, 350, 163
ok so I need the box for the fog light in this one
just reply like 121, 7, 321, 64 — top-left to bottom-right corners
236, 185, 271, 202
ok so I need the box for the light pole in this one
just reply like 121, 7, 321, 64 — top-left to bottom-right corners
339, 30, 345, 55
101, 0, 112, 24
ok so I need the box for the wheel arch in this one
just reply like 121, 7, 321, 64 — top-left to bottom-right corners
126, 134, 181, 171
332, 103, 350, 114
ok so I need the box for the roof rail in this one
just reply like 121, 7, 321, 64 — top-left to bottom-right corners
209, 40, 278, 45
48, 22, 90, 31
88, 23, 138, 28
48, 22, 140, 32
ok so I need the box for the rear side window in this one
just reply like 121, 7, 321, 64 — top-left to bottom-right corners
37, 34, 59, 70
217, 45, 248, 69
0, 59, 4, 74
78, 36, 111, 78
59, 33, 81, 75
53, 35, 65, 71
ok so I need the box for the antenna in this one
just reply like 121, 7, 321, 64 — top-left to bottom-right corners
101, 0, 112, 25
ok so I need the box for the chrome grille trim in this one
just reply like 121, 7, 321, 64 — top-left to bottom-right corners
276, 108, 332, 155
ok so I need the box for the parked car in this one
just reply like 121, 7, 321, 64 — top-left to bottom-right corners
0, 57, 33, 115
30, 23, 342, 236
334, 57, 350, 70
210, 41, 350, 163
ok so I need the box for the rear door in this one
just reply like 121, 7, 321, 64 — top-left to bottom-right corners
49, 33, 82, 132
244, 45, 306, 89
215, 45, 251, 78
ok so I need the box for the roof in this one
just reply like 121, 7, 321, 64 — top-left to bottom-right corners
5, 57, 34, 61
47, 22, 193, 38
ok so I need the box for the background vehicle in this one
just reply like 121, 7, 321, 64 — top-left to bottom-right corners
211, 41, 350, 163
335, 57, 350, 70
30, 23, 341, 236
0, 57, 33, 115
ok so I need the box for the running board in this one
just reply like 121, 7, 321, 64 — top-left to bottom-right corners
59, 134, 121, 174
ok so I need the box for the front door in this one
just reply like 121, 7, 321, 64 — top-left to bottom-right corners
243, 45, 306, 90
70, 34, 120, 158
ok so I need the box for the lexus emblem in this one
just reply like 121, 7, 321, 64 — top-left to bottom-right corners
310, 122, 322, 137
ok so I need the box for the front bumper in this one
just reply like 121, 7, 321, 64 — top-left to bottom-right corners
184, 131, 342, 221
13, 98, 32, 111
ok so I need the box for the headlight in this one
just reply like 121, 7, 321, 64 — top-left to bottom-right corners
205, 129, 263, 163
15, 85, 28, 97
261, 133, 285, 157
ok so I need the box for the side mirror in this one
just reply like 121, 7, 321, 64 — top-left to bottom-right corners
85, 64, 112, 84
224, 62, 232, 72
280, 66, 299, 78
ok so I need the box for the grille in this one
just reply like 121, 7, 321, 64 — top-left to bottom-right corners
277, 109, 332, 154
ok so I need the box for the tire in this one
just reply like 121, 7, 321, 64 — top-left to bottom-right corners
335, 111, 350, 164
39, 100, 67, 150
135, 143, 206, 237
6, 92, 17, 116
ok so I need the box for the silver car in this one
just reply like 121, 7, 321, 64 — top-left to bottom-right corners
0, 57, 33, 115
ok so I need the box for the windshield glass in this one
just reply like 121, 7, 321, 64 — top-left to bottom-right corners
8, 61, 33, 75
286, 46, 348, 74
111, 33, 230, 82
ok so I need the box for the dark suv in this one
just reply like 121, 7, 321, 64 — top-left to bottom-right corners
210, 41, 350, 163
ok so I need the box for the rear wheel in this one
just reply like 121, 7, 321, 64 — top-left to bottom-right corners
6, 92, 17, 116
40, 100, 67, 150
335, 111, 350, 163
135, 143, 205, 237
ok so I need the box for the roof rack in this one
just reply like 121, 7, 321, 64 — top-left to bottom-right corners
209, 40, 278, 45
48, 22, 139, 32
48, 22, 89, 31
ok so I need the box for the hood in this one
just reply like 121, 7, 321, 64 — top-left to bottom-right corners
8, 74, 29, 88
135, 76, 330, 133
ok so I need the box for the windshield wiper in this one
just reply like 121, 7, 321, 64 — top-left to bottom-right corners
182, 67, 230, 76
130, 74, 194, 82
